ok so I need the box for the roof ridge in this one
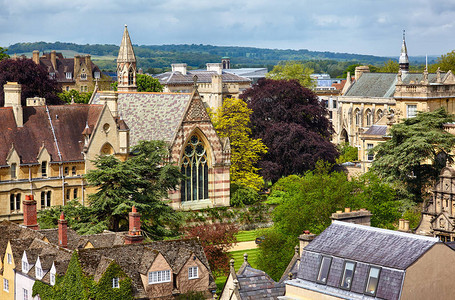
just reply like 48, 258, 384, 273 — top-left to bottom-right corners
332, 220, 438, 242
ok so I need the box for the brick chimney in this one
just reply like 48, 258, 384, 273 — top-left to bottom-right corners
4, 82, 23, 127
23, 195, 39, 230
58, 212, 68, 248
125, 206, 144, 244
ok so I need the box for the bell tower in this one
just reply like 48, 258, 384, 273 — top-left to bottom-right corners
117, 25, 137, 92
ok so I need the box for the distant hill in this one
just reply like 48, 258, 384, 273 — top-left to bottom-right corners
6, 41, 395, 73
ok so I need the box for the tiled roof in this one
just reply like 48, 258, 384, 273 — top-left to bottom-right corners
344, 73, 398, 98
0, 104, 103, 165
77, 238, 215, 298
303, 221, 438, 269
236, 263, 285, 299
92, 92, 192, 145
155, 70, 251, 85
363, 125, 387, 136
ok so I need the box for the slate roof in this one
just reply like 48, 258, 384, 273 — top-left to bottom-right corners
0, 104, 103, 165
155, 70, 251, 85
304, 221, 438, 270
92, 91, 192, 145
293, 221, 439, 300
363, 125, 387, 136
344, 73, 398, 98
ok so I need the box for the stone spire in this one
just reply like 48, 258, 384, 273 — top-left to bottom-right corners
117, 25, 137, 92
399, 30, 409, 72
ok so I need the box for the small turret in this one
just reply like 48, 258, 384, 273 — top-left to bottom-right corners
399, 30, 410, 73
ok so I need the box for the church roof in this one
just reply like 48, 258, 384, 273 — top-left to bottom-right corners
92, 92, 192, 146
363, 125, 387, 136
117, 25, 136, 63
0, 104, 103, 166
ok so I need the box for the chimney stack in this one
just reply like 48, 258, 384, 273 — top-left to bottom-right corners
58, 212, 68, 248
171, 63, 187, 75
50, 50, 57, 71
125, 206, 144, 244
4, 82, 23, 127
331, 208, 372, 226
355, 66, 370, 81
23, 195, 38, 230
32, 50, 40, 64
299, 230, 316, 255
206, 63, 222, 75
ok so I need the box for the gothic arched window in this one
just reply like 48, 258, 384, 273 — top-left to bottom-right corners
128, 68, 134, 85
366, 109, 372, 126
181, 135, 209, 202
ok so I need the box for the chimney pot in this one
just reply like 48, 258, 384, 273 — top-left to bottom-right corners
345, 207, 351, 213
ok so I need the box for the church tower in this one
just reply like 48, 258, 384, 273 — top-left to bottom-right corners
399, 30, 409, 73
117, 25, 137, 92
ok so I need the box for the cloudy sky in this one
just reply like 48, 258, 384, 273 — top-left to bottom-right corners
0, 0, 454, 57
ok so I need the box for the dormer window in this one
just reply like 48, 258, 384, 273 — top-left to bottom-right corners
41, 161, 47, 177
81, 73, 87, 80
340, 261, 356, 290
365, 266, 381, 296
36, 266, 43, 279
316, 256, 332, 284
188, 266, 198, 279
94, 72, 100, 79
7, 253, 12, 264
66, 72, 72, 79
22, 260, 29, 273
148, 270, 171, 284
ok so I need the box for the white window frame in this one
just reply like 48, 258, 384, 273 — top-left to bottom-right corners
22, 260, 29, 273
112, 277, 119, 288
364, 266, 381, 296
23, 288, 28, 300
3, 278, 9, 292
36, 266, 43, 279
66, 72, 72, 79
406, 104, 417, 118
148, 270, 171, 284
50, 273, 56, 286
188, 266, 198, 279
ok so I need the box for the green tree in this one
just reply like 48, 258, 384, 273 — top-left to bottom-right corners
58, 90, 93, 104
257, 162, 400, 280
0, 47, 9, 60
432, 50, 455, 72
136, 73, 163, 92
38, 141, 184, 239
372, 108, 455, 202
378, 60, 399, 73
341, 63, 361, 78
266, 61, 315, 88
212, 97, 267, 190
336, 142, 358, 163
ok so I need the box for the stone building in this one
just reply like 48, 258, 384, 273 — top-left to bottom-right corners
91, 26, 231, 209
31, 50, 112, 92
0, 82, 128, 222
155, 62, 251, 109
334, 33, 455, 172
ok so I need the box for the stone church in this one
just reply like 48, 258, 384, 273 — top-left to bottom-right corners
91, 26, 231, 209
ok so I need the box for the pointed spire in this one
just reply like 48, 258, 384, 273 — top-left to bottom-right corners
117, 24, 136, 63
399, 30, 409, 72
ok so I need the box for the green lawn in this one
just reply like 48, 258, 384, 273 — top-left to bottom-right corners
235, 229, 261, 242
215, 248, 260, 295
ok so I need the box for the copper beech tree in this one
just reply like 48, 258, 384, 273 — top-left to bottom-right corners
241, 79, 338, 182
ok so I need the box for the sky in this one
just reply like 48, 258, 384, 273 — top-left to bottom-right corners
0, 0, 454, 57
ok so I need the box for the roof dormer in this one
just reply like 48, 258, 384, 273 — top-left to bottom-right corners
21, 251, 30, 273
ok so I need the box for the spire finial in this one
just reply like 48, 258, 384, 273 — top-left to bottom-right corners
403, 29, 405, 41
125, 24, 127, 28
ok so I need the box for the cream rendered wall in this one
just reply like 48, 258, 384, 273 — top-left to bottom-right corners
401, 243, 455, 300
